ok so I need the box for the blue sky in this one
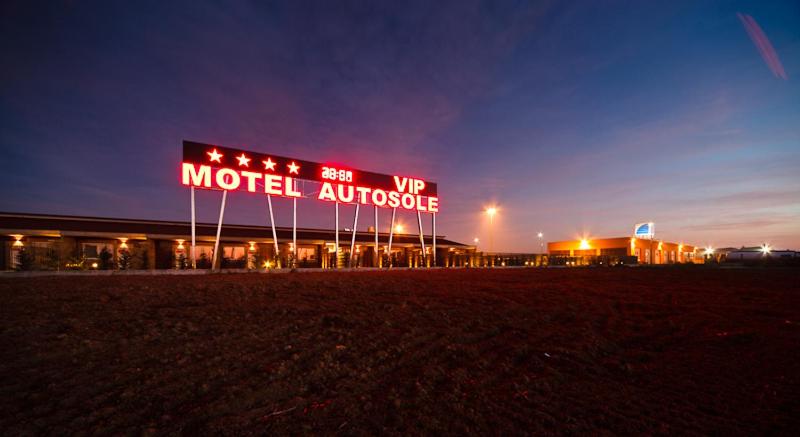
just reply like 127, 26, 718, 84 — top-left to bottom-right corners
1, 0, 798, 251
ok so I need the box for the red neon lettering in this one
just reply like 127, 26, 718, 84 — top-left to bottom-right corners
393, 176, 408, 193
182, 163, 211, 187
371, 189, 387, 206
318, 182, 336, 202
387, 191, 401, 208
356, 186, 371, 203
264, 174, 282, 195
416, 195, 427, 212
284, 177, 301, 197
400, 193, 415, 209
338, 185, 354, 203
181, 159, 437, 212
428, 197, 439, 213
241, 171, 262, 192
216, 168, 240, 190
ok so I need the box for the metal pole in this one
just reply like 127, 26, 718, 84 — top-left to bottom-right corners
292, 197, 297, 268
349, 204, 359, 267
267, 195, 280, 268
432, 212, 436, 267
374, 205, 379, 267
335, 201, 339, 269
387, 207, 396, 268
190, 186, 196, 269
489, 214, 494, 254
417, 210, 426, 266
212, 190, 227, 270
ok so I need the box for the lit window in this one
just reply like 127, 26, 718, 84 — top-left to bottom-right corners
223, 246, 246, 259
296, 247, 317, 261
82, 242, 114, 260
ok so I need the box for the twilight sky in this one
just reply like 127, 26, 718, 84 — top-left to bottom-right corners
1, 0, 799, 251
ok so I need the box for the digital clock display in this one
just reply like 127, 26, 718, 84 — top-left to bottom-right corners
321, 166, 353, 183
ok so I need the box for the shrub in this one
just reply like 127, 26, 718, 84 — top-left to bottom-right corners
15, 247, 35, 271
98, 247, 114, 270
118, 249, 132, 270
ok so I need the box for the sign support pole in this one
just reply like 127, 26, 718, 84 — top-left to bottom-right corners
417, 210, 426, 267
212, 190, 227, 270
292, 197, 297, 268
334, 201, 339, 269
190, 186, 196, 269
349, 204, 359, 268
432, 212, 436, 267
387, 207, 396, 268
374, 205, 379, 268
267, 195, 280, 268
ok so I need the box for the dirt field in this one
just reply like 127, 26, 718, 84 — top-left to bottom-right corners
1, 268, 798, 435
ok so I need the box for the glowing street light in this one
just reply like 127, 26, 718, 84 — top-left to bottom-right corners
537, 232, 544, 253
485, 207, 497, 253
760, 243, 771, 255
473, 237, 479, 250
704, 246, 714, 256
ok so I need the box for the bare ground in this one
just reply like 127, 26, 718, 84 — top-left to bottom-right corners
1, 268, 798, 435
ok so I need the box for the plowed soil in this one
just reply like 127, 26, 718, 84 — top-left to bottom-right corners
1, 268, 798, 435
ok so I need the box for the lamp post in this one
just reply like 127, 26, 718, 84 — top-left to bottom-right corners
473, 237, 479, 250
704, 246, 714, 262
485, 207, 497, 253
537, 231, 543, 253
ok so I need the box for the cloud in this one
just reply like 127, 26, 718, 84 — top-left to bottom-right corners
737, 13, 788, 80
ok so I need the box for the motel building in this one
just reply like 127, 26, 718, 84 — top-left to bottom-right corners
546, 223, 701, 266
0, 212, 491, 271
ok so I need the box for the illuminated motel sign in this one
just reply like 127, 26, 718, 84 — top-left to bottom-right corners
180, 140, 439, 270
181, 141, 438, 212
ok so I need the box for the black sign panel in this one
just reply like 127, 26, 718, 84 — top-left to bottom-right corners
182, 140, 437, 196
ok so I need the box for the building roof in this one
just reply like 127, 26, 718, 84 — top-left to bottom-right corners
0, 212, 469, 247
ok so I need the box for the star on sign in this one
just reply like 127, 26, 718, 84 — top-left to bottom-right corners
207, 148, 223, 163
262, 158, 276, 171
287, 161, 300, 174
236, 153, 251, 167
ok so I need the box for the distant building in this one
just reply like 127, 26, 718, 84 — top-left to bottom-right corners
723, 247, 798, 262
548, 234, 701, 265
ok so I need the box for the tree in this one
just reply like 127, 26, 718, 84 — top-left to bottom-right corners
98, 247, 114, 270
176, 253, 188, 270
118, 249, 131, 270
139, 248, 150, 269
197, 252, 211, 269
44, 242, 61, 270
15, 247, 35, 271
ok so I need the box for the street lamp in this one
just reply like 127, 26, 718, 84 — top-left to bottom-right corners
485, 207, 497, 253
473, 237, 479, 250
537, 232, 543, 253
760, 243, 771, 255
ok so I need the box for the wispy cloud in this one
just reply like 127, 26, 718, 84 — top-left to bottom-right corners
737, 12, 788, 80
